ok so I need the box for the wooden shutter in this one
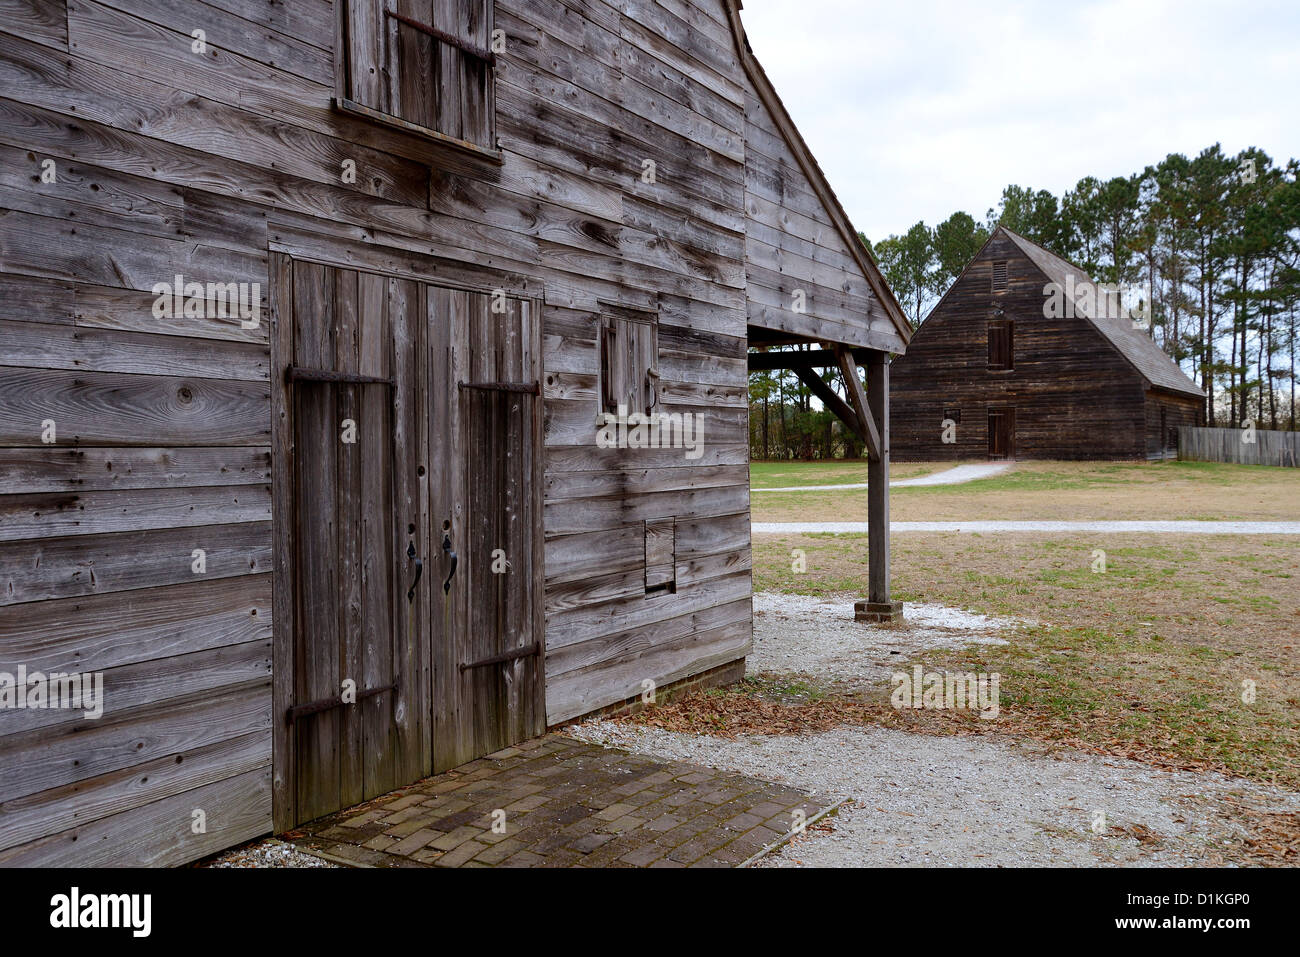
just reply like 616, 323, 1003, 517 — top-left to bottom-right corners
988, 319, 1014, 371
599, 310, 659, 415
645, 518, 676, 595
358, 0, 494, 148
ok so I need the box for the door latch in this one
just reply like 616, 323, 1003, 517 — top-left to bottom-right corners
442, 530, 458, 594
406, 538, 423, 603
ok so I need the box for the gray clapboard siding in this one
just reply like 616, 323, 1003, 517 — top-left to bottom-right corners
0, 447, 270, 494
0, 766, 273, 867
0, 163, 185, 240
0, 636, 270, 737
79, 0, 334, 84
0, 729, 269, 855
0, 321, 269, 381
0, 680, 270, 805
547, 618, 752, 725
0, 484, 272, 541
544, 484, 748, 533
545, 595, 750, 680
0, 0, 68, 50
0, 368, 270, 447
0, 574, 271, 676
0, 208, 267, 293
544, 568, 752, 653
71, 284, 270, 344
544, 463, 751, 502
0, 522, 273, 605
0, 32, 425, 204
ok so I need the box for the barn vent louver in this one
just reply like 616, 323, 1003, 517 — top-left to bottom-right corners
991, 260, 1009, 292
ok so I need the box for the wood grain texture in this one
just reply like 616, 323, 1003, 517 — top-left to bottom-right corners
0, 0, 899, 865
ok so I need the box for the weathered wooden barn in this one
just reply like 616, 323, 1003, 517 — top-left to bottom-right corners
0, 0, 909, 865
891, 227, 1204, 461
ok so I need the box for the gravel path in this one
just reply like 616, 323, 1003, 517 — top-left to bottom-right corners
752, 592, 1018, 686
199, 838, 339, 868
569, 722, 1299, 866
569, 591, 1300, 866
754, 462, 1011, 493
890, 463, 1014, 487
754, 520, 1300, 535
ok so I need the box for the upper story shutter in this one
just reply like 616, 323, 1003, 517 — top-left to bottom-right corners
343, 1, 496, 151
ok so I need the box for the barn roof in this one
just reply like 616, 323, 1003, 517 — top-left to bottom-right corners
722, 1, 913, 346
998, 227, 1205, 399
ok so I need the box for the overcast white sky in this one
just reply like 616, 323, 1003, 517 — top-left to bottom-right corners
740, 0, 1300, 242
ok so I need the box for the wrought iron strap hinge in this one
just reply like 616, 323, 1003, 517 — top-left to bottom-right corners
286, 366, 394, 386
459, 643, 540, 673
384, 9, 497, 65
286, 680, 399, 724
457, 380, 540, 395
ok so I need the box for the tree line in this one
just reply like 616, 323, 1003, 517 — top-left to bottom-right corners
863, 144, 1300, 431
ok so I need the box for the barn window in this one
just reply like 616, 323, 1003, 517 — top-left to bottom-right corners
991, 260, 1009, 292
340, 1, 497, 155
988, 319, 1014, 371
599, 307, 659, 417
644, 518, 676, 597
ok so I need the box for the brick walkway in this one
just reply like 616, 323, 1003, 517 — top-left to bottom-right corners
285, 734, 837, 867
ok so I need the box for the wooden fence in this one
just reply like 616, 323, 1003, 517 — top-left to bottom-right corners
1178, 427, 1300, 467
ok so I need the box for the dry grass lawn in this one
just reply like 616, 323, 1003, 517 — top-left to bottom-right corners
743, 532, 1300, 791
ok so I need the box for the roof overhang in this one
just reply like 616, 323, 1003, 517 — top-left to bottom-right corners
723, 1, 912, 348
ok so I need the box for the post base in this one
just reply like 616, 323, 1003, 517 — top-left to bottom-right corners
854, 600, 904, 624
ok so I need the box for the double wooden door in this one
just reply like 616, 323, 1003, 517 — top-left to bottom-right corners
273, 255, 543, 828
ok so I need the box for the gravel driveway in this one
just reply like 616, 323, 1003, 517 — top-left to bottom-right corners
754, 462, 1012, 493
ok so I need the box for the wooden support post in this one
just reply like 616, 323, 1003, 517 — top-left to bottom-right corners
856, 349, 903, 623
794, 366, 866, 445
833, 345, 881, 461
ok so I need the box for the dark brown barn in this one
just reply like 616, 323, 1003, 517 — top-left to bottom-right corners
891, 226, 1204, 461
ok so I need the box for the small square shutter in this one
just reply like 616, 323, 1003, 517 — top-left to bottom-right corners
644, 518, 676, 594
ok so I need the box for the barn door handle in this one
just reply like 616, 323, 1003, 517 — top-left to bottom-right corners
406, 540, 423, 603
442, 531, 458, 594
645, 368, 661, 411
